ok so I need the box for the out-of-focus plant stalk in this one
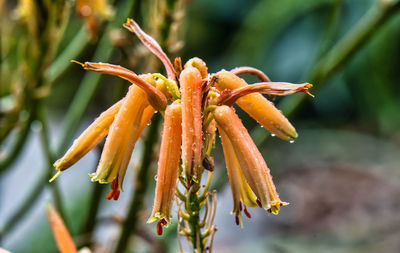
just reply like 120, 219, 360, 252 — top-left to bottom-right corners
57, 0, 137, 154
0, 0, 70, 171
47, 27, 90, 83
0, 0, 137, 238
254, 0, 400, 147
78, 156, 104, 247
38, 105, 67, 223
312, 0, 400, 83
1, 1, 71, 237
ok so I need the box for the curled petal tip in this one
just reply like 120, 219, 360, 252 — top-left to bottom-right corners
296, 83, 314, 97
70, 60, 85, 67
123, 18, 176, 81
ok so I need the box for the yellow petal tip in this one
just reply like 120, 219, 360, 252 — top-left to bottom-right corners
49, 171, 61, 183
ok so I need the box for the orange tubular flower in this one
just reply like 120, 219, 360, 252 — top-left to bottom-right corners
90, 84, 150, 187
213, 70, 298, 141
46, 204, 78, 253
148, 103, 182, 234
117, 104, 155, 190
217, 82, 313, 106
54, 99, 123, 172
51, 18, 313, 241
73, 61, 167, 111
53, 92, 154, 194
219, 128, 258, 226
213, 105, 288, 214
52, 19, 174, 200
180, 67, 203, 182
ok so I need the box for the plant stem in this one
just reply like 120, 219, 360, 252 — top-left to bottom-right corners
188, 187, 203, 252
38, 104, 67, 223
115, 113, 161, 253
0, 104, 36, 173
46, 27, 89, 83
57, 0, 137, 155
78, 176, 104, 247
311, 0, 400, 84
253, 0, 400, 147
0, 168, 48, 237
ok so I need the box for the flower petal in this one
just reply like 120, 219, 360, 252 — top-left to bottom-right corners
54, 99, 123, 171
148, 103, 182, 224
46, 204, 78, 253
91, 84, 149, 184
218, 82, 313, 106
74, 61, 167, 111
213, 70, 297, 140
180, 67, 203, 181
219, 127, 258, 225
117, 104, 155, 190
213, 105, 287, 213
123, 18, 176, 82
230, 66, 271, 82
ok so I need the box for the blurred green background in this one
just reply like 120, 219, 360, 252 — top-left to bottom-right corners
1, 0, 400, 252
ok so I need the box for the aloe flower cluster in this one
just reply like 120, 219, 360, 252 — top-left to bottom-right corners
52, 18, 312, 237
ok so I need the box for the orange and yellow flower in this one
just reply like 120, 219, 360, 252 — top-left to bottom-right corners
213, 70, 298, 141
214, 105, 288, 214
180, 67, 203, 182
53, 18, 313, 234
148, 102, 182, 234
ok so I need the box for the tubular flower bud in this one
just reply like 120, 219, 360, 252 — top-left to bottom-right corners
54, 99, 123, 172
148, 103, 182, 229
90, 85, 149, 185
46, 204, 78, 253
73, 61, 167, 111
219, 128, 258, 227
113, 75, 157, 191
184, 57, 208, 79
180, 67, 203, 181
117, 104, 155, 191
213, 70, 297, 141
213, 105, 288, 214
